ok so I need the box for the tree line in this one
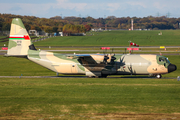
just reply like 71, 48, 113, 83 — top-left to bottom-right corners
1, 14, 180, 35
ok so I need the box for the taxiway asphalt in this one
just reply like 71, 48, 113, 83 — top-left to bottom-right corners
0, 76, 178, 79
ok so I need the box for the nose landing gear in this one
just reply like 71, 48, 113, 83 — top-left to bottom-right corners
156, 74, 162, 79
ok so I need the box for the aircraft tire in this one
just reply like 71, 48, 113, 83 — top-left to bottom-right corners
88, 76, 96, 78
98, 75, 107, 78
156, 74, 162, 79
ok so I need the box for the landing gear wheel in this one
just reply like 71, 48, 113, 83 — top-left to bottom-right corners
101, 74, 108, 78
88, 76, 95, 78
156, 74, 162, 79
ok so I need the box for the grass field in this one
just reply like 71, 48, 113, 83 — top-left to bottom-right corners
0, 30, 180, 119
33, 30, 180, 46
0, 78, 180, 119
0, 36, 8, 46
0, 56, 55, 76
0, 30, 180, 47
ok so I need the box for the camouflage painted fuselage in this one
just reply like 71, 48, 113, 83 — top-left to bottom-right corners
27, 50, 174, 77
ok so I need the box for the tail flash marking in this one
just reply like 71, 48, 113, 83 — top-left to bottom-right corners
9, 35, 30, 40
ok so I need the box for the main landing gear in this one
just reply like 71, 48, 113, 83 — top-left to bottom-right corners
88, 74, 108, 78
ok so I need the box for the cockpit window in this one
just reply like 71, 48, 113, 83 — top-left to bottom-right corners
157, 56, 171, 68
159, 57, 165, 62
166, 58, 170, 63
159, 57, 170, 63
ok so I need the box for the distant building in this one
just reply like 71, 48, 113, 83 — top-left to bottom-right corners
59, 32, 63, 36
29, 30, 39, 36
91, 28, 103, 32
54, 32, 63, 36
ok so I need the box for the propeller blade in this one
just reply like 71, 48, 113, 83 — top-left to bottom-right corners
103, 55, 109, 64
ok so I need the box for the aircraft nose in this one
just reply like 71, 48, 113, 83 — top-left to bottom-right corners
168, 64, 177, 73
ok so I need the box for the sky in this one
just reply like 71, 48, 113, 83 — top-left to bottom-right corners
0, 0, 180, 18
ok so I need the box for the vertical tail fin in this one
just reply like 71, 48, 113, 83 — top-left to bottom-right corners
6, 18, 32, 56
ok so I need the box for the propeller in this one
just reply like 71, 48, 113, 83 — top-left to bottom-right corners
103, 51, 109, 64
120, 56, 125, 66
111, 55, 116, 63
102, 48, 117, 64
110, 49, 116, 63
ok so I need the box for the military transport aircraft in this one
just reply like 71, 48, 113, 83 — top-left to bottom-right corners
5, 18, 177, 78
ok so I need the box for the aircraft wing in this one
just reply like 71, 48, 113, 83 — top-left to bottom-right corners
69, 54, 104, 64
68, 54, 90, 59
